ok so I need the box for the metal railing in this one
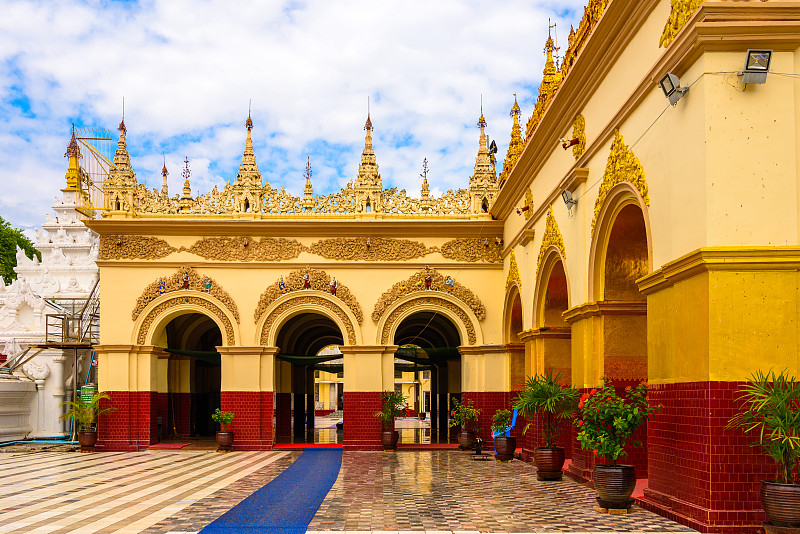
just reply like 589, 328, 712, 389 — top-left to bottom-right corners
45, 279, 100, 345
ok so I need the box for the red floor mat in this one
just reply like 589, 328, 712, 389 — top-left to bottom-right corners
148, 443, 191, 449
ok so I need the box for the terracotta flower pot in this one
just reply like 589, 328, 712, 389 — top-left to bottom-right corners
381, 430, 399, 450
216, 431, 234, 451
458, 429, 476, 450
494, 436, 516, 462
77, 431, 97, 453
593, 464, 636, 509
534, 447, 565, 480
761, 480, 800, 528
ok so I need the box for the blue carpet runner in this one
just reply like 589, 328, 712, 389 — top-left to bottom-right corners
199, 449, 343, 534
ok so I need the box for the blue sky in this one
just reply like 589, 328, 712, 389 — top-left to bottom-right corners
0, 0, 585, 233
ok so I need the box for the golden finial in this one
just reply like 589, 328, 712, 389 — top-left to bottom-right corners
119, 97, 126, 134
182, 156, 191, 185
161, 154, 168, 177
64, 124, 80, 159
510, 93, 520, 117
304, 156, 312, 183
365, 97, 373, 131
478, 95, 487, 128
246, 100, 253, 131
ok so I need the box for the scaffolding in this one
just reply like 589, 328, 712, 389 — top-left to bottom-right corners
73, 128, 113, 219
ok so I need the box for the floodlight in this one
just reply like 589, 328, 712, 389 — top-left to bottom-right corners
562, 190, 577, 209
739, 49, 772, 85
659, 72, 689, 106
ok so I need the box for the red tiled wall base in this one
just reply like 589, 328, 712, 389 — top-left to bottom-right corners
97, 391, 157, 451
565, 383, 649, 482
156, 392, 168, 441
275, 392, 292, 440
315, 409, 335, 416
220, 391, 273, 450
342, 391, 382, 451
638, 381, 771, 534
461, 391, 522, 445
520, 413, 573, 462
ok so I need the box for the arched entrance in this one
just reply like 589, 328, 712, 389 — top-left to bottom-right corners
162, 312, 222, 440
275, 312, 345, 444
393, 311, 462, 444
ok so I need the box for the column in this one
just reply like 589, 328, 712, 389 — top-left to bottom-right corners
340, 345, 397, 451
217, 345, 276, 451
437, 364, 448, 442
274, 359, 292, 441
306, 366, 315, 441
292, 365, 305, 439
51, 353, 67, 435
430, 366, 438, 441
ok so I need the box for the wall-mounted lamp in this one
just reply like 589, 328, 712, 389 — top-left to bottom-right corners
515, 205, 530, 216
739, 49, 772, 86
561, 138, 579, 150
562, 190, 577, 209
659, 72, 689, 106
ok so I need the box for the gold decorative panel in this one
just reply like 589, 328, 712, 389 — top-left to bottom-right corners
372, 268, 486, 323
254, 269, 362, 324
99, 235, 176, 260
506, 249, 522, 294
591, 130, 649, 237
137, 296, 235, 345
185, 237, 305, 261
572, 115, 586, 160
660, 0, 705, 48
537, 207, 567, 278
309, 237, 433, 261
439, 238, 502, 263
380, 296, 477, 345
259, 294, 357, 346
132, 267, 240, 322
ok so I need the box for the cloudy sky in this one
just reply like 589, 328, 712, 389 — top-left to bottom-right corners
0, 0, 587, 233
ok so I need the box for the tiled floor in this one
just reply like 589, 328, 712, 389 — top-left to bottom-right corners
0, 448, 697, 534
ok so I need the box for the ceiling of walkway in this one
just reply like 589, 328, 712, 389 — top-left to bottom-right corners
165, 312, 222, 351
393, 312, 460, 348
276, 313, 344, 356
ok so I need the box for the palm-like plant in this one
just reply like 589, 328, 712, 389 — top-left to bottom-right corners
727, 369, 800, 484
374, 390, 407, 430
59, 392, 115, 432
514, 369, 578, 448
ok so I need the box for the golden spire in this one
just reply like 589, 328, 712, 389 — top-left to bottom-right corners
63, 125, 81, 192
301, 156, 315, 212
525, 22, 564, 139
500, 94, 524, 184
161, 155, 169, 197
469, 101, 497, 195
235, 111, 261, 187
179, 157, 193, 213
355, 110, 381, 191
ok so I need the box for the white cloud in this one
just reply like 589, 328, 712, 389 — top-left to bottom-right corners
0, 0, 586, 230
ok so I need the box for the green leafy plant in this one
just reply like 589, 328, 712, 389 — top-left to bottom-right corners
373, 390, 406, 429
514, 369, 579, 448
212, 408, 234, 431
59, 392, 115, 432
575, 379, 660, 464
448, 398, 481, 431
491, 408, 512, 434
726, 369, 800, 484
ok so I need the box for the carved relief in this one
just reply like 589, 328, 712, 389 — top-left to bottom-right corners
309, 237, 433, 261
572, 115, 586, 160
99, 235, 176, 260
380, 296, 476, 345
254, 269, 362, 324
259, 294, 356, 345
506, 249, 522, 294
538, 207, 567, 277
592, 130, 649, 237
524, 189, 534, 220
372, 268, 486, 323
439, 238, 502, 263
561, 0, 610, 78
137, 296, 235, 345
132, 267, 240, 322
660, 0, 704, 48
185, 237, 306, 261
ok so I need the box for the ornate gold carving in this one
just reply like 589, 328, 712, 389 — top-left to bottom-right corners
380, 296, 477, 345
561, 0, 609, 79
506, 249, 522, 294
660, 0, 705, 48
99, 235, 176, 260
372, 268, 486, 323
309, 237, 433, 262
572, 115, 586, 160
254, 269, 362, 324
137, 296, 235, 345
524, 189, 534, 220
259, 294, 356, 346
526, 30, 564, 140
591, 130, 649, 237
132, 267, 240, 323
537, 207, 567, 277
185, 237, 306, 261
499, 95, 524, 185
439, 238, 501, 263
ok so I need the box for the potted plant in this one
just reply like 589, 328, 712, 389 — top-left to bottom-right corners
449, 398, 481, 450
575, 379, 660, 510
514, 369, 578, 480
491, 408, 515, 462
726, 369, 800, 530
373, 390, 406, 450
212, 408, 235, 451
59, 392, 115, 453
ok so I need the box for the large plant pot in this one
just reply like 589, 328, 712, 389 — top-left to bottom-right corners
77, 431, 97, 453
216, 431, 234, 451
458, 429, 476, 450
593, 464, 636, 509
494, 436, 516, 462
761, 480, 800, 528
381, 430, 399, 450
534, 447, 565, 480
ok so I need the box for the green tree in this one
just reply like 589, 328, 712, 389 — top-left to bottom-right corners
0, 216, 41, 284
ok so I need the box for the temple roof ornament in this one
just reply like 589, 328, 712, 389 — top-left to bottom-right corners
660, 0, 705, 48
180, 157, 193, 213
561, 0, 609, 79
499, 95, 524, 186
526, 23, 564, 140
63, 126, 82, 192
161, 156, 169, 197
468, 105, 499, 213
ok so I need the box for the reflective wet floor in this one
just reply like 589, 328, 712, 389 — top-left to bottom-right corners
0, 448, 698, 533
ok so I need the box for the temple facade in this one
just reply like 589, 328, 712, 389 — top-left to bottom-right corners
30, 1, 800, 533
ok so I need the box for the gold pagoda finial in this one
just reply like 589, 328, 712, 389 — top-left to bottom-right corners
63, 125, 81, 192
119, 97, 126, 135
246, 100, 253, 131
478, 94, 487, 128
500, 94, 524, 184
161, 154, 169, 196
525, 21, 565, 139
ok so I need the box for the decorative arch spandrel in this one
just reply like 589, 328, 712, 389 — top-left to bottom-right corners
135, 293, 237, 346
377, 294, 480, 346
537, 207, 566, 280
257, 292, 359, 347
505, 249, 522, 295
